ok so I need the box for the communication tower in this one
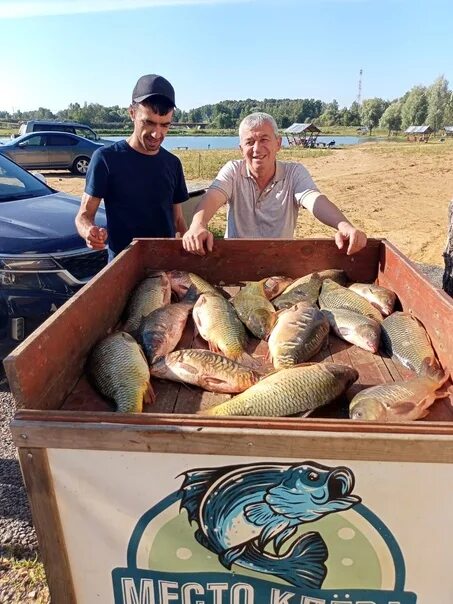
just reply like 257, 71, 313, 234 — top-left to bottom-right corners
357, 69, 363, 105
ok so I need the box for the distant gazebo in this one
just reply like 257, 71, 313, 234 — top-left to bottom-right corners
404, 125, 433, 142
285, 123, 321, 148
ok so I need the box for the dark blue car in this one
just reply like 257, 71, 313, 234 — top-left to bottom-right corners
0, 153, 107, 360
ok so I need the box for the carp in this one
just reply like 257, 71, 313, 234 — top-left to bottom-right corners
167, 269, 219, 300
348, 283, 396, 317
202, 363, 358, 417
192, 292, 255, 365
273, 273, 322, 309
322, 308, 381, 353
318, 279, 383, 322
88, 331, 154, 413
268, 302, 329, 369
381, 311, 441, 375
232, 279, 277, 340
138, 287, 197, 365
150, 349, 259, 393
349, 365, 448, 422
124, 271, 171, 334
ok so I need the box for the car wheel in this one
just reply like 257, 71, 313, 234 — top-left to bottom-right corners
72, 156, 90, 175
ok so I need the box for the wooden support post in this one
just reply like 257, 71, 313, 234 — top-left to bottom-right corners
443, 200, 453, 296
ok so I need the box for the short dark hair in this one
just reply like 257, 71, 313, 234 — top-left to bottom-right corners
131, 96, 174, 116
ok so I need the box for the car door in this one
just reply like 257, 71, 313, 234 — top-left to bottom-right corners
11, 134, 49, 169
45, 134, 77, 169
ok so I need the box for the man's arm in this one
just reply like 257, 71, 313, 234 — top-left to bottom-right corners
173, 203, 188, 237
75, 192, 108, 250
302, 192, 367, 255
182, 188, 226, 255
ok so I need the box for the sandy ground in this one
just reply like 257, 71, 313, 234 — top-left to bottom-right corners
45, 141, 453, 266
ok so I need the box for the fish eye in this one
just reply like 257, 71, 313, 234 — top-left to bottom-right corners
307, 471, 319, 481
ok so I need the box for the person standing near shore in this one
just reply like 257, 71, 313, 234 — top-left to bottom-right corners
76, 74, 189, 259
182, 112, 367, 256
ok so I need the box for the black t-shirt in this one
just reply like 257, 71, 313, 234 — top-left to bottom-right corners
85, 140, 189, 254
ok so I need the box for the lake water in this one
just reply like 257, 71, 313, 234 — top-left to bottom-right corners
0, 134, 370, 149
103, 134, 367, 150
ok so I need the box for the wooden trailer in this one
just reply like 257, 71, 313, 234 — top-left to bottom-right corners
4, 239, 453, 604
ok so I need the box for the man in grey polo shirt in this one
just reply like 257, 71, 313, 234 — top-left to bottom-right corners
182, 111, 367, 256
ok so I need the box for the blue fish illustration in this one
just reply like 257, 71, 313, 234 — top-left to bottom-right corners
179, 461, 360, 589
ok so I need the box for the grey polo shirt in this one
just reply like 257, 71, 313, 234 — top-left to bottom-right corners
209, 160, 319, 238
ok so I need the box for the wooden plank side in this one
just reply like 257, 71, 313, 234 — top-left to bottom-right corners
3, 243, 146, 411
12, 422, 453, 463
135, 237, 381, 282
12, 412, 453, 435
377, 240, 453, 372
18, 448, 76, 603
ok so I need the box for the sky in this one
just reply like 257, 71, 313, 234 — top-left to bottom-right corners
0, 0, 452, 113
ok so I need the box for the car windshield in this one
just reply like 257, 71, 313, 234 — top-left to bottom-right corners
74, 127, 98, 141
0, 155, 53, 202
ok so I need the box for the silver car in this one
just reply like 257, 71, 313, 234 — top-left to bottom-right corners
0, 131, 103, 175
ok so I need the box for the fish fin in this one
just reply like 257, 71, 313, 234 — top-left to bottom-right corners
208, 341, 222, 354
179, 468, 224, 523
202, 376, 230, 389
274, 526, 298, 555
194, 528, 217, 553
219, 545, 247, 570
419, 357, 446, 383
258, 519, 291, 549
177, 362, 199, 375
338, 326, 352, 337
143, 381, 156, 405
327, 494, 361, 512
238, 532, 328, 589
244, 502, 276, 526
391, 401, 418, 415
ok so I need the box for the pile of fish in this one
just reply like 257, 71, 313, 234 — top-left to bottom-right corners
87, 267, 447, 422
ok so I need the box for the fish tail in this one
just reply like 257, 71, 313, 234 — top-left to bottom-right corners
179, 468, 225, 522
235, 531, 327, 589
419, 357, 447, 384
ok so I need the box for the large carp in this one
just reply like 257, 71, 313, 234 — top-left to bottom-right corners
150, 349, 259, 393
268, 302, 329, 369
319, 279, 383, 322
88, 331, 154, 413
202, 363, 358, 417
124, 271, 171, 334
232, 279, 277, 340
349, 364, 448, 421
381, 311, 441, 375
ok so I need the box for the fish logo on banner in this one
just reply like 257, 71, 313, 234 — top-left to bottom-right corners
112, 461, 417, 604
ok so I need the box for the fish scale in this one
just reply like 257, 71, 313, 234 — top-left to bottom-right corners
124, 272, 171, 334
319, 279, 383, 322
268, 303, 329, 369
88, 332, 153, 413
150, 349, 259, 393
381, 311, 440, 374
203, 363, 358, 416
273, 274, 322, 309
193, 293, 249, 361
232, 280, 277, 339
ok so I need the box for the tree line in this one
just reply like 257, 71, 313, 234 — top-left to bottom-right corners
1, 76, 452, 135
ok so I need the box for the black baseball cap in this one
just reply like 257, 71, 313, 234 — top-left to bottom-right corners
132, 74, 175, 107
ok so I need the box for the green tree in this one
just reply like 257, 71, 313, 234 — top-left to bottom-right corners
426, 75, 449, 131
360, 98, 387, 135
401, 85, 428, 130
379, 101, 402, 135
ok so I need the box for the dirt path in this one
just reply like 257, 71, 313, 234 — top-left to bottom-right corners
45, 141, 453, 266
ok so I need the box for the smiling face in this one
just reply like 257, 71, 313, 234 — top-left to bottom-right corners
239, 120, 282, 177
128, 103, 173, 155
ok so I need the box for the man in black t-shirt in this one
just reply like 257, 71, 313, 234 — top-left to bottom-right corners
76, 74, 189, 259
